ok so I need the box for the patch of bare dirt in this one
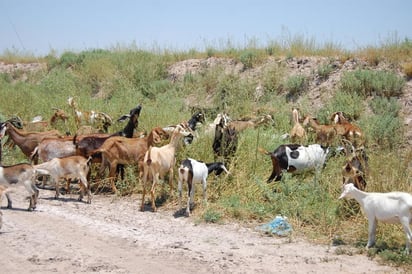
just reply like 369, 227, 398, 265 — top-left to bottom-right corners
0, 186, 406, 274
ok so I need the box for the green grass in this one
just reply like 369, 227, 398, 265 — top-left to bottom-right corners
0, 38, 411, 270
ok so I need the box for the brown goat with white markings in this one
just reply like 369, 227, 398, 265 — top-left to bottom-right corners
0, 163, 39, 211
34, 156, 93, 203
330, 112, 364, 146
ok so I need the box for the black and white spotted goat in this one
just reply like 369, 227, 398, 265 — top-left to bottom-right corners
178, 158, 229, 216
259, 144, 330, 182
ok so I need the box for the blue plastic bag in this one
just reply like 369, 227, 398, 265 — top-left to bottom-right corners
256, 215, 292, 236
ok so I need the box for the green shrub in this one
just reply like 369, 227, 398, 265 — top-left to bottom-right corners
285, 74, 307, 101
340, 69, 405, 98
239, 50, 259, 69
364, 97, 403, 149
317, 63, 334, 80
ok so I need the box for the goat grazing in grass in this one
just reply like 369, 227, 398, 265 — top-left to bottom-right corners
67, 97, 113, 132
290, 108, 306, 143
0, 163, 39, 211
50, 107, 69, 127
227, 114, 274, 132
330, 111, 364, 146
259, 144, 330, 182
302, 115, 337, 146
141, 125, 189, 212
339, 183, 412, 254
178, 158, 229, 216
212, 115, 238, 163
341, 141, 368, 191
91, 127, 169, 193
34, 156, 93, 203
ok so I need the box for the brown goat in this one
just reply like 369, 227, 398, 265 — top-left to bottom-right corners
330, 112, 364, 146
302, 115, 337, 146
341, 142, 368, 191
91, 127, 169, 193
0, 121, 63, 163
50, 108, 69, 126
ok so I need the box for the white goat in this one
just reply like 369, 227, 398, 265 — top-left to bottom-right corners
178, 158, 229, 216
0, 163, 39, 211
339, 183, 412, 254
141, 125, 189, 212
34, 156, 92, 203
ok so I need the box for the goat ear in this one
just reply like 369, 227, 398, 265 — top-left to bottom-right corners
117, 114, 130, 122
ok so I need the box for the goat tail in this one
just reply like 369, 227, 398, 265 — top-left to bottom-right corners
146, 146, 153, 166
258, 147, 270, 155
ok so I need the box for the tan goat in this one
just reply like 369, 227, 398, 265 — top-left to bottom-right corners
91, 127, 169, 193
34, 156, 93, 203
289, 108, 306, 143
227, 114, 274, 132
0, 163, 39, 211
141, 125, 189, 212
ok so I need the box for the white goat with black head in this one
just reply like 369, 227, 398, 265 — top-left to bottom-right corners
259, 143, 330, 182
178, 158, 229, 216
339, 183, 412, 254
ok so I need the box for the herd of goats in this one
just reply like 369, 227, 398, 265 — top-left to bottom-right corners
1, 97, 412, 254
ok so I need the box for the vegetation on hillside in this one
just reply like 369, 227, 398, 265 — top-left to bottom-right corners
1, 35, 412, 267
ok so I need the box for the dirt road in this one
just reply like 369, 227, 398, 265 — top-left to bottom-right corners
0, 186, 404, 273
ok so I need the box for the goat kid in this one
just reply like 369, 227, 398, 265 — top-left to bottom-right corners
34, 156, 92, 203
260, 144, 330, 182
302, 115, 337, 146
339, 183, 412, 254
0, 163, 39, 211
178, 158, 229, 216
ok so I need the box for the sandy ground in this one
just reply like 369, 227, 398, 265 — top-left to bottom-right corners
0, 185, 406, 274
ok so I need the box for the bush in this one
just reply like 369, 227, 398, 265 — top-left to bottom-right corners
340, 69, 405, 98
365, 97, 403, 149
317, 63, 334, 80
285, 74, 307, 101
